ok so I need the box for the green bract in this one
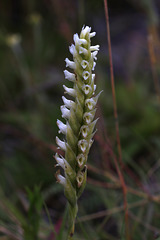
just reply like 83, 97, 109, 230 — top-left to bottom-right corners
55, 25, 101, 238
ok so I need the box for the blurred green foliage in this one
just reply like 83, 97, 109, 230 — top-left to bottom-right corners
23, 186, 43, 240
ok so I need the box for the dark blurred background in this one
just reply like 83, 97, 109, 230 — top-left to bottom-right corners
0, 0, 160, 239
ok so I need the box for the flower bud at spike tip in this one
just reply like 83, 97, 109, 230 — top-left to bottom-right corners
54, 25, 101, 238
74, 33, 87, 45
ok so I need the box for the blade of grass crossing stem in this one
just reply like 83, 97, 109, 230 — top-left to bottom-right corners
43, 201, 57, 238
103, 0, 122, 168
103, 1, 130, 239
57, 204, 68, 240
77, 217, 92, 240
0, 188, 26, 226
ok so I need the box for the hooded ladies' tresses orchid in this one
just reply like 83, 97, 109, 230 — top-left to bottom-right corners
55, 26, 101, 238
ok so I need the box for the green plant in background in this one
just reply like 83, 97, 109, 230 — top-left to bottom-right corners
0, 186, 43, 240
55, 25, 101, 239
23, 186, 43, 240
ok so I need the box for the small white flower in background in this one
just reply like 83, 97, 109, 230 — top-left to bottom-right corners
54, 25, 102, 237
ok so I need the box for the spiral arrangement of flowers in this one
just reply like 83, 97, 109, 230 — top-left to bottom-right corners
55, 25, 101, 238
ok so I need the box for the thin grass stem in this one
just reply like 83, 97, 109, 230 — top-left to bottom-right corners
147, 32, 160, 103
103, 1, 130, 239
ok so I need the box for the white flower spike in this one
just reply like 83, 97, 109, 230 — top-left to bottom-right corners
54, 25, 101, 238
